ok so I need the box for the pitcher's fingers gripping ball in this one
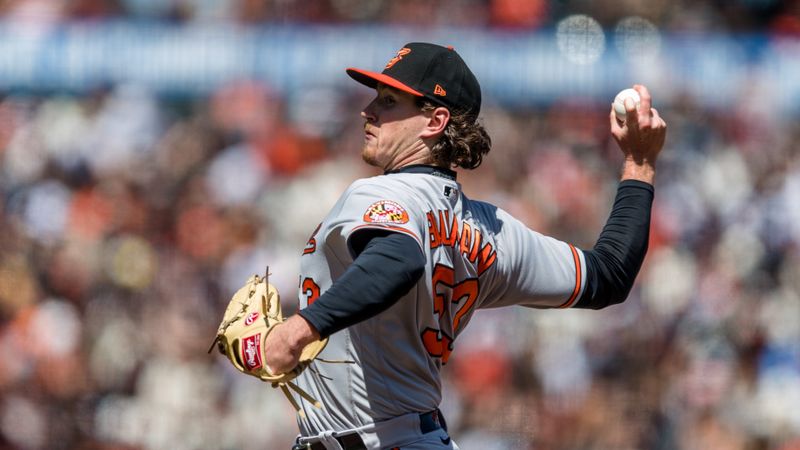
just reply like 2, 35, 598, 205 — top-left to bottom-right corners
613, 88, 641, 123
209, 272, 329, 417
610, 84, 667, 160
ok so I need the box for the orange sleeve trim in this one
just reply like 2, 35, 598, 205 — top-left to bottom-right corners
350, 224, 423, 248
559, 244, 582, 309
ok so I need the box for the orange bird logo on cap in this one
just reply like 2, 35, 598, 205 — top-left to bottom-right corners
385, 48, 411, 69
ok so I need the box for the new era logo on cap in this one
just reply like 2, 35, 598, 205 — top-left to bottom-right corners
346, 42, 481, 120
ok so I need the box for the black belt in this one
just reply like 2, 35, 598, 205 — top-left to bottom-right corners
307, 433, 366, 450
420, 409, 447, 433
294, 410, 447, 450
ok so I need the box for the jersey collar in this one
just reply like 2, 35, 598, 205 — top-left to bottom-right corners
385, 164, 457, 181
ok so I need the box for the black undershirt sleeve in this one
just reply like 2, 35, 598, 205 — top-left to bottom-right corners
574, 179, 654, 309
297, 231, 426, 338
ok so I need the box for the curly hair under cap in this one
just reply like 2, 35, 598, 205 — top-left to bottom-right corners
417, 100, 492, 170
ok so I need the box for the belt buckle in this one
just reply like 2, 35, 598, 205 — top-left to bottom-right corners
291, 442, 311, 450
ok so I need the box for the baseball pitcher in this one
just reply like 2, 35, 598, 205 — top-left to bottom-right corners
213, 42, 666, 450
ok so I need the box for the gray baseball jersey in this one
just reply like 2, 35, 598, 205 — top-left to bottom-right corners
294, 169, 586, 435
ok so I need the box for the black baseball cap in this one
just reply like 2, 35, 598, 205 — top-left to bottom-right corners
346, 42, 481, 120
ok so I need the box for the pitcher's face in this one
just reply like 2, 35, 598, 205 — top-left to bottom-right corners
360, 84, 430, 171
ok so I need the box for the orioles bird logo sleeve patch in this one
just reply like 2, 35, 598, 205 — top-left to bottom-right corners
363, 200, 410, 224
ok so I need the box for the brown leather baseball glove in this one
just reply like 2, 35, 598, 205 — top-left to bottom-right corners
210, 273, 328, 417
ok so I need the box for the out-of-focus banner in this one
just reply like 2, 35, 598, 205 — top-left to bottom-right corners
0, 22, 798, 112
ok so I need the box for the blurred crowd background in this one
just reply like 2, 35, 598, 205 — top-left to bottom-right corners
0, 0, 798, 30
1, 1, 800, 450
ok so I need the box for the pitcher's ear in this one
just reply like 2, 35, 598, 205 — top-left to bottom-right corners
421, 106, 450, 139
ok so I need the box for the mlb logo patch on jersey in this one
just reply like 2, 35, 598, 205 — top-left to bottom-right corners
363, 200, 410, 224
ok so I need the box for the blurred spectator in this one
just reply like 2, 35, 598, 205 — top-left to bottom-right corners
1, 3, 800, 449
489, 0, 548, 29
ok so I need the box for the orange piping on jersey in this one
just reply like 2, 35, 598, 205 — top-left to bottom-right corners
559, 244, 582, 308
350, 224, 422, 247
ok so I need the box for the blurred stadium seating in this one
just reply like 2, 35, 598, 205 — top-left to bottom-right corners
1, 1, 800, 449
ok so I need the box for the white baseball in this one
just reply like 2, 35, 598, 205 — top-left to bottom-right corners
613, 88, 641, 122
